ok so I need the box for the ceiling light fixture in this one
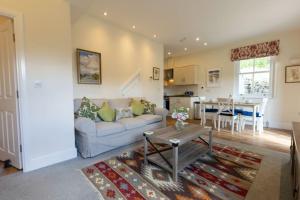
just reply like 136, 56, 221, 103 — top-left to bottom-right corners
196, 37, 200, 41
204, 42, 208, 46
153, 34, 157, 38
103, 12, 108, 16
132, 25, 136, 29
184, 47, 188, 51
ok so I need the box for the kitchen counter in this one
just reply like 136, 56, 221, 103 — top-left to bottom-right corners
164, 95, 199, 98
166, 96, 200, 119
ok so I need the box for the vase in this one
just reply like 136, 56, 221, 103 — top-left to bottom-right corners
175, 120, 185, 130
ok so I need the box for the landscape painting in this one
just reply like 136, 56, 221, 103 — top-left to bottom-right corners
77, 49, 101, 84
285, 65, 300, 83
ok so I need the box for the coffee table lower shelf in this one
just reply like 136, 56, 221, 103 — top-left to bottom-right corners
146, 141, 210, 181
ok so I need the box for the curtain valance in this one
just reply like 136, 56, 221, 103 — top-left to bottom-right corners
231, 40, 280, 61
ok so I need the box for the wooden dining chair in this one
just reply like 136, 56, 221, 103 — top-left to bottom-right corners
240, 98, 268, 134
217, 98, 240, 134
201, 98, 218, 128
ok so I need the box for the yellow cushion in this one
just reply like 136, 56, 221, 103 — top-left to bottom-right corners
131, 100, 144, 116
98, 102, 116, 122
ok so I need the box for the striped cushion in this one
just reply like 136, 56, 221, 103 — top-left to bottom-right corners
220, 111, 238, 116
242, 111, 261, 117
205, 108, 218, 113
235, 109, 243, 114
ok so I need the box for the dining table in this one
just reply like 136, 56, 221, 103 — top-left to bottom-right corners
202, 100, 261, 134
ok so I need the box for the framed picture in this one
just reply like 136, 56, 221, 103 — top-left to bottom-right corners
285, 65, 300, 83
76, 49, 101, 84
207, 68, 221, 87
153, 67, 160, 80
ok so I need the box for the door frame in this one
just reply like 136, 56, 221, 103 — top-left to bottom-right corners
0, 8, 27, 170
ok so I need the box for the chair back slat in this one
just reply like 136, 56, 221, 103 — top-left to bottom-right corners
259, 98, 268, 116
217, 98, 235, 115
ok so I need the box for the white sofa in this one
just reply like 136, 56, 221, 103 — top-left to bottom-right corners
74, 98, 168, 158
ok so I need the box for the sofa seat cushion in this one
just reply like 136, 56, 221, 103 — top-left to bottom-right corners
96, 122, 125, 137
136, 114, 162, 125
118, 118, 147, 130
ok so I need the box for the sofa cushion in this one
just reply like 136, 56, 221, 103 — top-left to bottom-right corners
131, 99, 144, 116
118, 118, 147, 130
141, 99, 156, 114
98, 102, 116, 122
136, 114, 162, 124
115, 107, 133, 120
74, 98, 106, 113
96, 122, 125, 137
77, 97, 100, 121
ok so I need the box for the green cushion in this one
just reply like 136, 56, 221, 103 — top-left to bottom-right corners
98, 102, 116, 122
141, 99, 156, 114
77, 97, 100, 120
131, 100, 144, 116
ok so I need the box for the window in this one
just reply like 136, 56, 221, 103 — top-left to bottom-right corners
235, 56, 274, 98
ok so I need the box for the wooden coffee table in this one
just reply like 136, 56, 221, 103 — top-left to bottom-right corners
143, 124, 212, 182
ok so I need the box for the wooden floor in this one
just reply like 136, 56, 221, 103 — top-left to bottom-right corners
0, 118, 291, 178
167, 117, 291, 154
0, 161, 19, 178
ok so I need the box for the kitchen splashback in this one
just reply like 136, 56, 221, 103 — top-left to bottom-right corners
164, 85, 198, 96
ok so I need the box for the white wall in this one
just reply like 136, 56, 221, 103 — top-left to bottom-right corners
0, 0, 76, 171
72, 15, 164, 107
166, 29, 300, 129
0, 15, 8, 24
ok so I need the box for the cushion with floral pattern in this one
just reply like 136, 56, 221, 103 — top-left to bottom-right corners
77, 97, 100, 121
141, 99, 156, 114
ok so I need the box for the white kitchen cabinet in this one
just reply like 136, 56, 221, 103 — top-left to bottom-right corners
169, 97, 199, 119
173, 65, 200, 85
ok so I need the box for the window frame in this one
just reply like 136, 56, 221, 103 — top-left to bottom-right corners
234, 56, 275, 98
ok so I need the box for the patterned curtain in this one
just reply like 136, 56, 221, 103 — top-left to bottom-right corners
231, 40, 280, 61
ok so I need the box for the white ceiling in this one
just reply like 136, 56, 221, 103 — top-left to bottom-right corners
70, 0, 300, 57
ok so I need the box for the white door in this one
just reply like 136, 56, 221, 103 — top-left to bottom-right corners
0, 18, 22, 169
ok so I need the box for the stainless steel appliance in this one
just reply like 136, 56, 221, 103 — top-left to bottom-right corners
193, 101, 201, 120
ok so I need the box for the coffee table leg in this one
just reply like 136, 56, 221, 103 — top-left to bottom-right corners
172, 143, 178, 182
144, 135, 148, 165
208, 130, 213, 155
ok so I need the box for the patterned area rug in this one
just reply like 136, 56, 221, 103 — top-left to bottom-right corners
82, 139, 263, 200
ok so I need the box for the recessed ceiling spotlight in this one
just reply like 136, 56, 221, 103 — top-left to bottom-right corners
184, 47, 188, 51
204, 42, 208, 46
153, 34, 157, 38
132, 25, 136, 29
168, 52, 172, 55
103, 12, 108, 16
196, 37, 200, 41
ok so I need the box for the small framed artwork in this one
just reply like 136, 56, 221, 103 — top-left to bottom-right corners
76, 48, 101, 84
285, 65, 300, 83
207, 68, 221, 87
153, 67, 160, 80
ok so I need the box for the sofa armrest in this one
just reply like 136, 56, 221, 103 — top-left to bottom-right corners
74, 117, 97, 136
154, 108, 168, 127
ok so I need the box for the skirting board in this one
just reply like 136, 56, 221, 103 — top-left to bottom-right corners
242, 121, 292, 130
267, 121, 292, 130
23, 147, 77, 172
